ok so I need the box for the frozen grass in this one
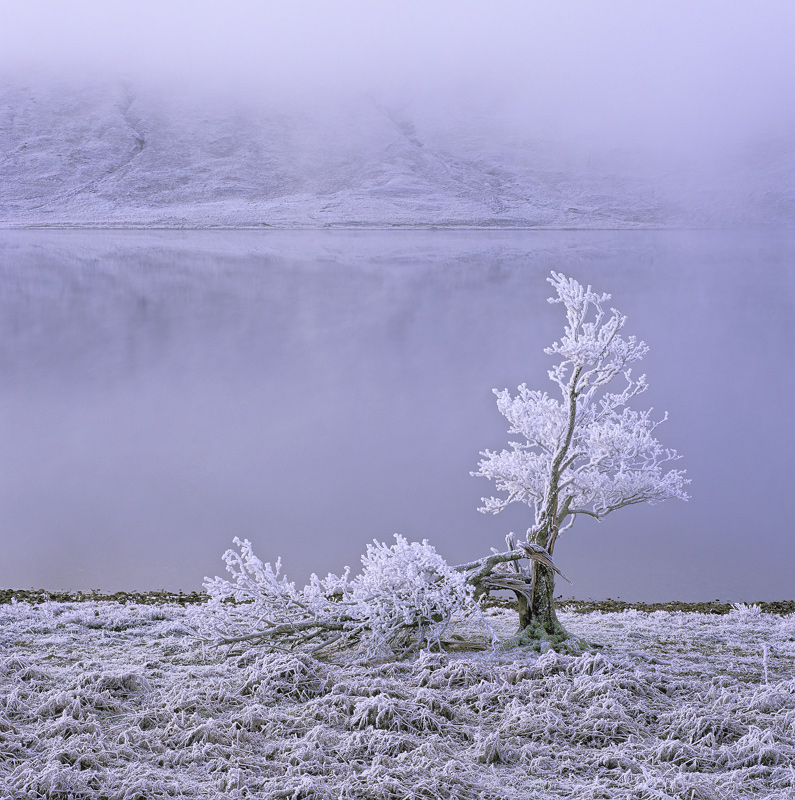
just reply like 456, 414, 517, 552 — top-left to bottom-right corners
1, 601, 793, 799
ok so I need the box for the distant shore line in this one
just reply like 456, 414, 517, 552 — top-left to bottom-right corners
1, 588, 793, 616
2, 223, 780, 232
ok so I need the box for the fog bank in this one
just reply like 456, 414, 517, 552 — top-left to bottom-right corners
2, 2, 794, 228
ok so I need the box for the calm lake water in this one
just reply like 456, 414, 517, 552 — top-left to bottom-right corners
1, 229, 793, 601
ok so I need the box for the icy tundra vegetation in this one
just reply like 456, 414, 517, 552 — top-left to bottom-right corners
1, 600, 793, 799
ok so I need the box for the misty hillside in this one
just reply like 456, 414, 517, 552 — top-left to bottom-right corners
1, 80, 794, 229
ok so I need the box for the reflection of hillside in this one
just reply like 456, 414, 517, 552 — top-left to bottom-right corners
2, 81, 792, 229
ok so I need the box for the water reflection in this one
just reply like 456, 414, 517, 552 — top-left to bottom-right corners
1, 230, 793, 600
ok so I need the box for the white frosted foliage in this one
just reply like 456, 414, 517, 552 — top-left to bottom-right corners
475, 271, 689, 550
201, 534, 486, 661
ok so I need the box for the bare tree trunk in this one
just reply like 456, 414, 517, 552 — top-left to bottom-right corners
512, 360, 578, 637
515, 512, 566, 636
515, 563, 561, 634
516, 593, 530, 630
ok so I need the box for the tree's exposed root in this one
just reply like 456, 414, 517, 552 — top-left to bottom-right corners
499, 620, 590, 654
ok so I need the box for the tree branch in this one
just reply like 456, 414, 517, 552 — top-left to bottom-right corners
454, 545, 571, 588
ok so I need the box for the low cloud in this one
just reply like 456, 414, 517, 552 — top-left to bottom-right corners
2, 0, 794, 159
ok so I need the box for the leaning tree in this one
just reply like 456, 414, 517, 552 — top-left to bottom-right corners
473, 271, 689, 637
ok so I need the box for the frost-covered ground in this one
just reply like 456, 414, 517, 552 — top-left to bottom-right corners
1, 602, 793, 799
2, 81, 794, 230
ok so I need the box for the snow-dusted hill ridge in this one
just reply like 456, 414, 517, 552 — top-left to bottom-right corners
2, 81, 793, 229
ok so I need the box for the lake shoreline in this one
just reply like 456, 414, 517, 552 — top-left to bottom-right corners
2, 588, 793, 616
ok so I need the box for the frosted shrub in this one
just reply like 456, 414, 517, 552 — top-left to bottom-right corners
729, 602, 764, 620
201, 534, 486, 661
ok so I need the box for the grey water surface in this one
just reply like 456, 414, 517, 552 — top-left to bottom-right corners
1, 229, 792, 601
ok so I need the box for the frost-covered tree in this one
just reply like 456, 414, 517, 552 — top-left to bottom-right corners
474, 271, 689, 638
200, 533, 574, 660
200, 273, 688, 659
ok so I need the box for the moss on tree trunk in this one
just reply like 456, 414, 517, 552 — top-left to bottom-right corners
506, 562, 581, 652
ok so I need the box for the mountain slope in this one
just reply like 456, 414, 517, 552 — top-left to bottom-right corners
1, 81, 793, 228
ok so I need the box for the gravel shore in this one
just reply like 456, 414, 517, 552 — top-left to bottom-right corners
2, 588, 794, 616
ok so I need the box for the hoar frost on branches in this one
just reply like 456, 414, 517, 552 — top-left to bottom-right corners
201, 535, 492, 661
473, 271, 689, 637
